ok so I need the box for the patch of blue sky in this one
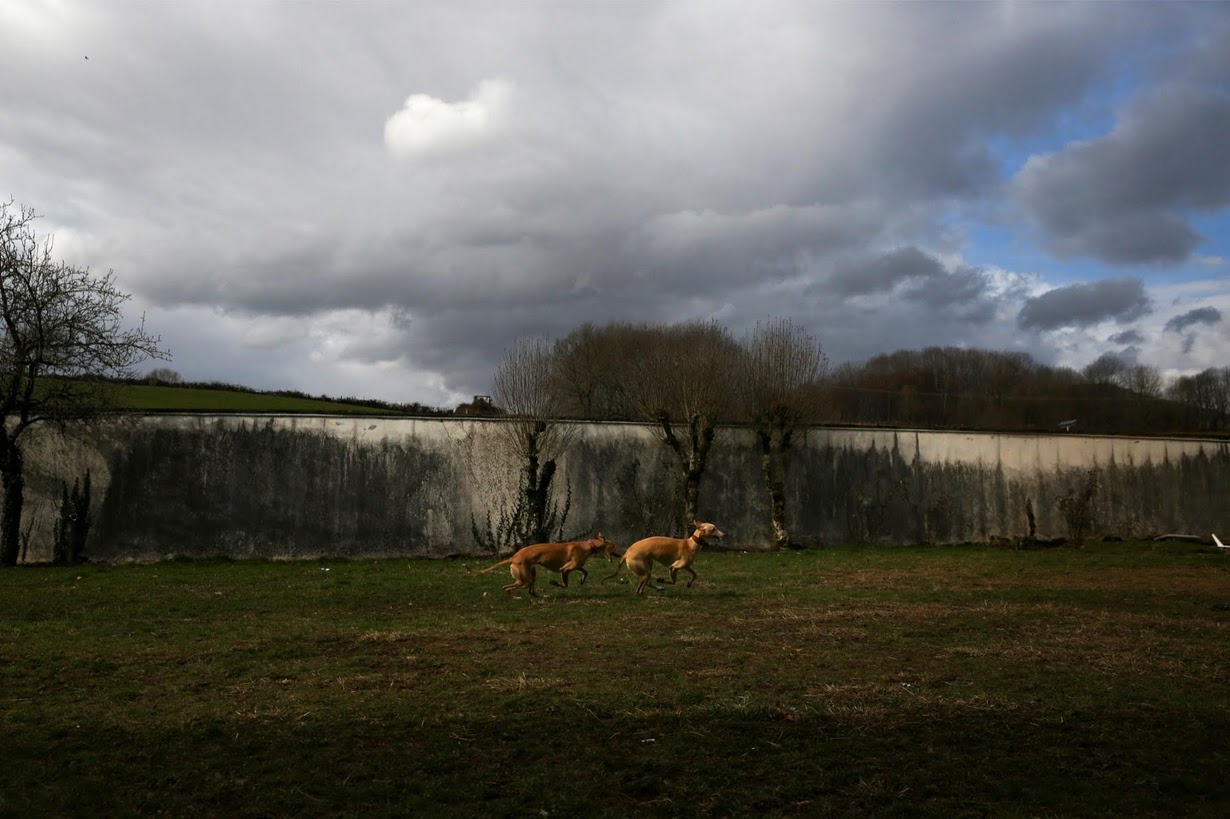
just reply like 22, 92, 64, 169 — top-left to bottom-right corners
958, 220, 1109, 286
982, 37, 1164, 182
985, 81, 1135, 181
959, 50, 1228, 289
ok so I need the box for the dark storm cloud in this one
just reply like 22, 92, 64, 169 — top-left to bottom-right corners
1109, 329, 1145, 345
826, 247, 998, 323
829, 247, 946, 296
1164, 306, 1223, 333
848, 3, 1149, 203
1018, 278, 1151, 330
902, 267, 990, 312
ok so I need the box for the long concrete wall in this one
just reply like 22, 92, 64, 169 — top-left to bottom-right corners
17, 414, 1230, 562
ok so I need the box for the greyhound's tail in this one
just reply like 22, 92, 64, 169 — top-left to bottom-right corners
474, 557, 515, 575
600, 554, 627, 584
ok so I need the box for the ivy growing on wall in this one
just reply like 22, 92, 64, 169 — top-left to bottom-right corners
53, 471, 92, 565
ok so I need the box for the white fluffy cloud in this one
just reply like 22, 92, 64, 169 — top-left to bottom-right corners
383, 78, 514, 161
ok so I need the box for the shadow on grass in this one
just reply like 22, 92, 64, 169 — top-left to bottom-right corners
8, 701, 1227, 818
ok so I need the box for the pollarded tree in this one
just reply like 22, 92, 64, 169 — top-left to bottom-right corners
0, 200, 168, 566
738, 319, 828, 549
627, 320, 740, 535
552, 322, 643, 420
551, 320, 739, 535
488, 336, 576, 549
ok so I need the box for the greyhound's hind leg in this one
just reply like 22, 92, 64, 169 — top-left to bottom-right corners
502, 563, 537, 598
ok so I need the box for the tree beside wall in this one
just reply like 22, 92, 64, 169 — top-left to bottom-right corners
551, 320, 739, 535
738, 319, 829, 549
0, 200, 167, 566
482, 336, 575, 550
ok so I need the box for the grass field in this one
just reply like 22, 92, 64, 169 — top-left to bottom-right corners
110, 384, 388, 414
2, 542, 1228, 817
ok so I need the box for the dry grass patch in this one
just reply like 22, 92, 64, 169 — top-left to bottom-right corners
483, 672, 567, 692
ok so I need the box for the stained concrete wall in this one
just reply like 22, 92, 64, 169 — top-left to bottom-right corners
16, 414, 1230, 562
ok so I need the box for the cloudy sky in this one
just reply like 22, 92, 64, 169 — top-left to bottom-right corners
2, 1, 1228, 407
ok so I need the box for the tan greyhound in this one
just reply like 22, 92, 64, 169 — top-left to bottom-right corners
476, 534, 618, 598
602, 521, 725, 595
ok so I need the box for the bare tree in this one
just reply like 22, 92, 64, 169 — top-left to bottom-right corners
553, 320, 740, 533
627, 320, 739, 534
145, 367, 182, 385
738, 319, 829, 549
0, 200, 168, 566
552, 322, 640, 420
1168, 367, 1230, 430
487, 336, 575, 549
1122, 363, 1162, 398
1083, 352, 1130, 387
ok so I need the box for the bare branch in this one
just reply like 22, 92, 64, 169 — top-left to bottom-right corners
739, 318, 829, 434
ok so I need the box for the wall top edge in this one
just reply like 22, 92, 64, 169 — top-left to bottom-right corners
92, 413, 1230, 446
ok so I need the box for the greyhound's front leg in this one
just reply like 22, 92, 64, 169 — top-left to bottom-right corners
551, 562, 586, 588
658, 563, 684, 585
681, 565, 698, 587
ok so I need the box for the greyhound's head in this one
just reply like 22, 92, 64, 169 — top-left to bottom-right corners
589, 532, 619, 561
691, 521, 725, 541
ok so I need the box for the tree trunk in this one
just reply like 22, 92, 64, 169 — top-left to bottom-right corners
758, 431, 790, 550
655, 413, 716, 536
520, 424, 559, 546
679, 418, 715, 536
0, 443, 24, 567
761, 453, 789, 550
531, 460, 556, 544
682, 471, 701, 536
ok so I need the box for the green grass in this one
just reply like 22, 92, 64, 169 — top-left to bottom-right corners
2, 542, 1228, 817
110, 383, 388, 414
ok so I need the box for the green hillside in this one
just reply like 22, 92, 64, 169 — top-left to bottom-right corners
111, 383, 390, 414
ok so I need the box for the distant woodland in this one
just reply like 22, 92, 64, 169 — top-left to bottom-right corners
516, 322, 1229, 437
828, 347, 1229, 435
128, 331, 1229, 436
